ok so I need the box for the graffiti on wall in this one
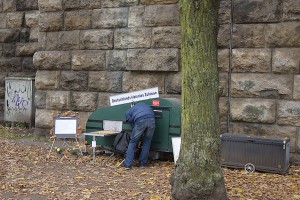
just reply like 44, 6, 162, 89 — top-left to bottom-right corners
5, 79, 33, 123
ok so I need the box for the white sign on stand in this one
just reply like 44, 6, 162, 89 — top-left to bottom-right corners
110, 87, 159, 106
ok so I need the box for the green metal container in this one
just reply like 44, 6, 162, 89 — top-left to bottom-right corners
85, 98, 181, 153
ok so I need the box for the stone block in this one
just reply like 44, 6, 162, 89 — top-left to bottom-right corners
33, 127, 50, 137
128, 6, 145, 27
140, 0, 178, 4
88, 71, 122, 92
230, 98, 276, 123
25, 11, 39, 28
219, 72, 228, 97
273, 48, 300, 74
80, 0, 101, 9
97, 93, 116, 108
80, 29, 113, 50
33, 51, 71, 70
219, 97, 228, 122
122, 72, 164, 93
64, 10, 92, 30
151, 26, 180, 48
217, 24, 230, 48
102, 0, 138, 7
16, 0, 38, 11
38, 0, 62, 12
127, 49, 179, 71
46, 90, 70, 110
265, 22, 300, 47
293, 75, 300, 100
283, 1, 300, 21
38, 31, 46, 50
218, 49, 229, 72
39, 12, 63, 32
35, 109, 52, 129
20, 28, 30, 43
34, 90, 46, 109
29, 27, 39, 42
3, 0, 16, 12
45, 31, 80, 50
231, 73, 293, 99
165, 72, 181, 94
35, 70, 60, 90
0, 13, 7, 28
15, 42, 40, 56
144, 4, 179, 27
92, 8, 128, 29
22, 57, 35, 71
232, 48, 271, 72
2, 44, 16, 57
60, 71, 88, 91
71, 50, 106, 71
233, 0, 282, 23
219, 0, 231, 24
0, 29, 19, 43
232, 24, 266, 48
106, 50, 127, 71
0, 57, 22, 72
114, 28, 151, 49
64, 0, 80, 10
230, 122, 297, 153
77, 111, 92, 131
71, 92, 97, 111
278, 100, 300, 126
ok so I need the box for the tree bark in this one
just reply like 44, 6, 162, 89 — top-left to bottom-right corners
170, 0, 227, 199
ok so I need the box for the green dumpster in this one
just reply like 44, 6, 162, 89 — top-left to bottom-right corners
85, 98, 181, 156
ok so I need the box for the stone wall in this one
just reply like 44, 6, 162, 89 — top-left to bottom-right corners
0, 0, 300, 162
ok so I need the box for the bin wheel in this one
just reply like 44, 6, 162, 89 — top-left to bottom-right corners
244, 163, 255, 173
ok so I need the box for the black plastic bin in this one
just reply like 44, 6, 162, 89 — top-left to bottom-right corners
220, 133, 290, 174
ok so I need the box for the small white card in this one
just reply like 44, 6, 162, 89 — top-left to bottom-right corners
92, 141, 96, 147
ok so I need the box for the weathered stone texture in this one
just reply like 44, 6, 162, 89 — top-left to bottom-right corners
71, 92, 97, 111
20, 28, 30, 42
80, 0, 101, 9
231, 73, 293, 99
283, 1, 300, 21
0, 87, 4, 99
16, 0, 38, 11
35, 109, 52, 128
35, 70, 60, 90
38, 0, 62, 12
233, 24, 265, 48
230, 98, 276, 123
141, 0, 178, 5
128, 6, 145, 27
106, 50, 127, 71
71, 50, 106, 71
273, 48, 300, 74
122, 72, 164, 93
22, 57, 35, 71
219, 72, 228, 97
230, 122, 297, 152
127, 49, 179, 71
38, 31, 46, 50
102, 0, 138, 7
39, 12, 63, 31
45, 31, 80, 50
60, 71, 88, 91
233, 0, 282, 23
1, 44, 16, 57
219, 97, 228, 122
29, 27, 39, 42
278, 101, 300, 126
64, 10, 91, 30
0, 74, 7, 87
34, 90, 46, 109
7, 12, 23, 28
92, 8, 128, 29
218, 25, 230, 48
0, 57, 22, 71
293, 75, 300, 100
0, 29, 19, 43
97, 93, 115, 108
219, 0, 231, 24
114, 28, 151, 49
46, 90, 70, 110
265, 22, 300, 47
77, 112, 92, 131
88, 71, 123, 92
25, 11, 39, 28
144, 4, 180, 27
15, 42, 40, 56
64, 0, 80, 10
0, 14, 7, 28
218, 49, 229, 72
232, 48, 271, 73
151, 26, 180, 48
33, 51, 70, 70
165, 72, 181, 94
3, 0, 16, 12
80, 30, 113, 50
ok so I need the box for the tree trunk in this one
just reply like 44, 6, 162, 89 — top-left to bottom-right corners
170, 0, 227, 199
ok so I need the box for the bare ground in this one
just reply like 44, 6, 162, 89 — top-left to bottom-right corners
0, 127, 299, 200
